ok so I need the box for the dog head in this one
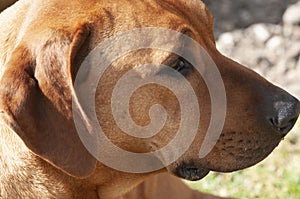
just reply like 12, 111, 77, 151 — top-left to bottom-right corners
0, 0, 299, 186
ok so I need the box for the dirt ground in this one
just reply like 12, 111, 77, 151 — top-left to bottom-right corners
202, 0, 298, 37
203, 0, 300, 98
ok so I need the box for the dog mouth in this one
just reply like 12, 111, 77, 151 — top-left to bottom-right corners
174, 163, 210, 181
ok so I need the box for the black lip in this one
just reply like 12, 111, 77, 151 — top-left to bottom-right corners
175, 164, 210, 181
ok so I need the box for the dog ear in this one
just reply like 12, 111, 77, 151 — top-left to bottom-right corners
0, 25, 97, 178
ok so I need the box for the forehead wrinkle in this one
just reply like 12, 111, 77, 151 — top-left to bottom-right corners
154, 0, 208, 22
153, 0, 214, 43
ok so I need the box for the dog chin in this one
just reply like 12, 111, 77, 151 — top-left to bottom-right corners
171, 163, 210, 181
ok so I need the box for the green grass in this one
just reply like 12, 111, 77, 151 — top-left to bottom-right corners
185, 119, 300, 199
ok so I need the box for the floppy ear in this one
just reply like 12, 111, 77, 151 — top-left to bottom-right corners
0, 25, 97, 177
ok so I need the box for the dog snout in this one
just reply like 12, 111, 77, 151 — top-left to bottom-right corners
269, 95, 300, 137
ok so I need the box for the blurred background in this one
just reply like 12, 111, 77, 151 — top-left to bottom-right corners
185, 1, 300, 198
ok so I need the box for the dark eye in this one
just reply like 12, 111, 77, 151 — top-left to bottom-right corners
173, 57, 193, 74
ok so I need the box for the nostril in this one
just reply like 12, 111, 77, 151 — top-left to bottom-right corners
269, 117, 279, 127
269, 117, 298, 136
270, 99, 300, 136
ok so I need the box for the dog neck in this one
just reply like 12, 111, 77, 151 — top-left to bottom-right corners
0, 124, 101, 199
0, 124, 157, 199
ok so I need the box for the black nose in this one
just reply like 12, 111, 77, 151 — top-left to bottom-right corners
269, 96, 300, 136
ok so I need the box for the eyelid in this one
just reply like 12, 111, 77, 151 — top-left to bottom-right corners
180, 28, 194, 38
161, 26, 194, 66
162, 54, 181, 68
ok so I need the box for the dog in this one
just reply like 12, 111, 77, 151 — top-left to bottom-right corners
0, 0, 15, 11
0, 0, 299, 199
117, 173, 230, 199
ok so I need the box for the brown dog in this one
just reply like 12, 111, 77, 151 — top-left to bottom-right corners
117, 173, 229, 199
0, 0, 15, 11
0, 0, 299, 199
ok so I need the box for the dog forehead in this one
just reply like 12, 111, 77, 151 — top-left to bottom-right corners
19, 0, 214, 59
27, 0, 209, 26
154, 0, 211, 21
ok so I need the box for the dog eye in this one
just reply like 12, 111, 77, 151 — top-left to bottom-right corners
172, 57, 193, 74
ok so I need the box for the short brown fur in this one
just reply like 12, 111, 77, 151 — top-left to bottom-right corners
0, 1, 299, 199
